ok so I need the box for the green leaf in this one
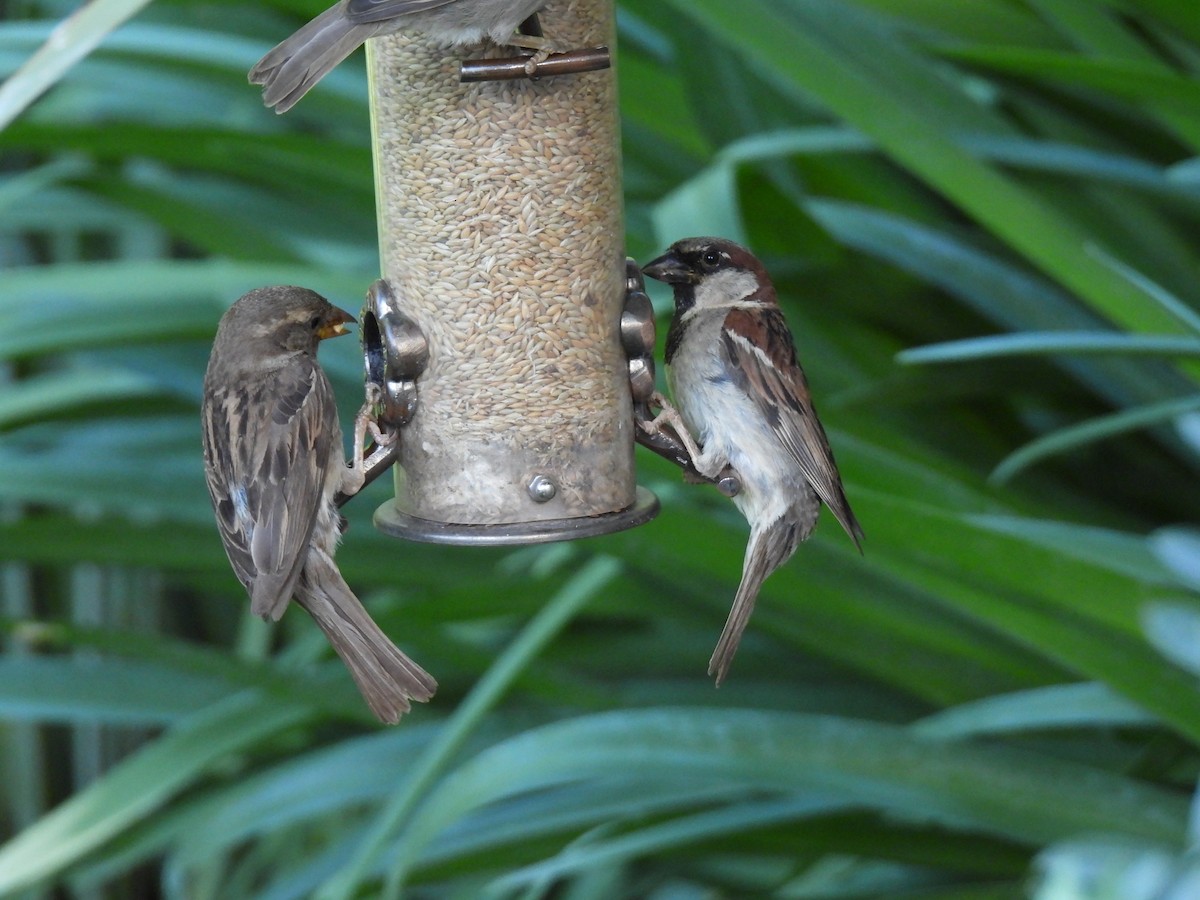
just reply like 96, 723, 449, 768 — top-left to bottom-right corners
0, 260, 368, 360
652, 162, 744, 246
806, 199, 1192, 411
899, 333, 1200, 365
0, 692, 310, 895
0, 657, 227, 724
320, 556, 624, 899
1149, 527, 1200, 591
399, 708, 1188, 870
0, 367, 167, 428
1032, 837, 1188, 900
0, 0, 158, 129
489, 795, 851, 894
913, 682, 1156, 739
1142, 603, 1200, 677
991, 394, 1200, 484
945, 46, 1200, 145
664, 0, 1200, 341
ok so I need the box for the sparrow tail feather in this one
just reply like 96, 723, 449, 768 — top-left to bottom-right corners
296, 552, 436, 723
250, 2, 376, 113
708, 517, 801, 687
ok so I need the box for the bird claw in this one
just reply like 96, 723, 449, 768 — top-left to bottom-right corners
644, 393, 742, 497
507, 15, 551, 54
507, 15, 556, 77
523, 48, 552, 76
363, 381, 400, 451
646, 392, 704, 467
340, 383, 400, 503
367, 419, 397, 450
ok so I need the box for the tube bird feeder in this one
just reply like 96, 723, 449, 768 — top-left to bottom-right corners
362, 0, 657, 545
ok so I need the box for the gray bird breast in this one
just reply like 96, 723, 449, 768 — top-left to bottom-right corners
368, 0, 634, 535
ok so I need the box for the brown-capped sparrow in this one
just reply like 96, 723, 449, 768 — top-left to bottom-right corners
201, 286, 436, 722
642, 238, 864, 686
250, 0, 550, 113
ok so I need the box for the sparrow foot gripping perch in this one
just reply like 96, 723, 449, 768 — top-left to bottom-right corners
459, 47, 611, 82
624, 259, 742, 499
342, 382, 400, 498
460, 12, 610, 83
335, 279, 427, 510
645, 390, 703, 468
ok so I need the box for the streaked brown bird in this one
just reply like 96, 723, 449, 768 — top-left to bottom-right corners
643, 238, 864, 686
250, 0, 550, 113
201, 286, 436, 722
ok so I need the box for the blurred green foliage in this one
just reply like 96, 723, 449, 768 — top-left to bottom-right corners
3, 0, 1200, 897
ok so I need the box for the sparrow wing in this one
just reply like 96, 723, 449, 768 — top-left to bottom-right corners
720, 307, 863, 548
202, 357, 339, 618
346, 0, 459, 25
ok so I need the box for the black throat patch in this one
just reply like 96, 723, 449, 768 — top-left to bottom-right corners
664, 286, 696, 365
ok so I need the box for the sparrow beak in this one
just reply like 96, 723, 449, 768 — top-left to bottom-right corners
642, 252, 695, 285
317, 307, 356, 341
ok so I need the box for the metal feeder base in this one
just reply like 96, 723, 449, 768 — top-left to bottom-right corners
374, 486, 660, 547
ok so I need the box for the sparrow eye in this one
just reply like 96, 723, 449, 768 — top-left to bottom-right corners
309, 315, 322, 329
701, 250, 721, 268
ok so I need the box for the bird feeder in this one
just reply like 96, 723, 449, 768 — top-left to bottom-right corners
360, 0, 660, 545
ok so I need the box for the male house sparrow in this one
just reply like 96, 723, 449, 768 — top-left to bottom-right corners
250, 0, 550, 113
201, 286, 436, 722
643, 238, 864, 685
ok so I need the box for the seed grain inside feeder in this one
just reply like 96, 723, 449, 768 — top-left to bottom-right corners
367, 0, 655, 543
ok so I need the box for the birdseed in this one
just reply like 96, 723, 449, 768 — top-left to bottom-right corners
369, 0, 632, 524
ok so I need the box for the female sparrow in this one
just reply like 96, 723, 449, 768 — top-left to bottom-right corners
201, 286, 436, 722
643, 238, 864, 686
250, 0, 550, 112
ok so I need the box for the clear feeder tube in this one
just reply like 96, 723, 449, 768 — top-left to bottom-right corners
366, 0, 653, 544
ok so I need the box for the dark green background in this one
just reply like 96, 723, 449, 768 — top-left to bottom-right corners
2, 0, 1200, 896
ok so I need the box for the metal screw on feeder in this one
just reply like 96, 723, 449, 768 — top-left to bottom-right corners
362, 0, 659, 546
527, 475, 559, 503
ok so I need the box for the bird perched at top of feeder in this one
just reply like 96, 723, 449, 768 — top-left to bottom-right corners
250, 0, 551, 113
201, 285, 437, 722
642, 237, 864, 686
